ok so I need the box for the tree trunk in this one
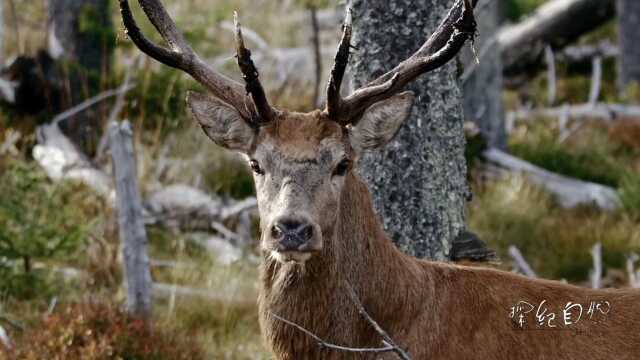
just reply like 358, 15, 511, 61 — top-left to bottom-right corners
110, 121, 153, 319
617, 0, 640, 89
462, 0, 506, 149
351, 0, 469, 261
48, 0, 115, 153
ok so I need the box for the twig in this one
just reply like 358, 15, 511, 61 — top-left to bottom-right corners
508, 245, 537, 278
508, 103, 640, 122
269, 282, 412, 360
0, 315, 24, 332
545, 45, 556, 106
344, 282, 412, 360
588, 56, 602, 105
590, 242, 602, 289
52, 84, 136, 125
269, 313, 398, 356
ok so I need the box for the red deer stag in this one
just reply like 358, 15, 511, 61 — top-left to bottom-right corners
120, 0, 640, 358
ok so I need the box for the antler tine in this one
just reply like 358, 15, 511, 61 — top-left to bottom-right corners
328, 0, 477, 124
119, 0, 275, 124
234, 12, 276, 124
325, 4, 353, 119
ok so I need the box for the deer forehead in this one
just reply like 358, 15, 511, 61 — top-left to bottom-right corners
255, 112, 349, 163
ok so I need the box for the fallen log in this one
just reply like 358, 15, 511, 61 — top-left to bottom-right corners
483, 148, 620, 210
497, 0, 615, 76
153, 282, 253, 305
508, 103, 640, 123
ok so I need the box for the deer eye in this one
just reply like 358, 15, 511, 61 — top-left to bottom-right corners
249, 159, 264, 175
332, 159, 351, 177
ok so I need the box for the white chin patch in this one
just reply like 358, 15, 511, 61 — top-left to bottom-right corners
270, 251, 312, 264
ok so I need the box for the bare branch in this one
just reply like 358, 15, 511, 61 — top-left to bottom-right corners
344, 283, 412, 360
269, 312, 398, 356
508, 245, 538, 278
270, 282, 412, 360
590, 242, 602, 289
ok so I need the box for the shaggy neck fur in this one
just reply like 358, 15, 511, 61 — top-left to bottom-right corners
257, 171, 640, 360
258, 171, 436, 358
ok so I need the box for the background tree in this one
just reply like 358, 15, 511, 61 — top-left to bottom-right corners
48, 0, 115, 151
462, 0, 507, 150
350, 0, 470, 260
617, 0, 640, 90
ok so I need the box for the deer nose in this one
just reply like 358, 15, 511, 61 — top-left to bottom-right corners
271, 219, 314, 251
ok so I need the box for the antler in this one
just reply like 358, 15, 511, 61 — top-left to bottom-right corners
326, 0, 477, 124
119, 0, 276, 125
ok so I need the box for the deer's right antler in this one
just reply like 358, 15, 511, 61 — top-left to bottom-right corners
325, 0, 478, 125
119, 0, 276, 125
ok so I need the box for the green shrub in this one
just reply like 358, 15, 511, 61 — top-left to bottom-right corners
13, 302, 206, 360
0, 161, 98, 298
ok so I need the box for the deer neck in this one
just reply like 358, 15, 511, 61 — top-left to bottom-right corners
258, 171, 434, 338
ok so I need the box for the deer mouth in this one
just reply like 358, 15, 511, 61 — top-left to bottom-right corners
270, 250, 313, 264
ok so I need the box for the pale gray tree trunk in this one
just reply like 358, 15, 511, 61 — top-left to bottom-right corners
462, 0, 506, 149
110, 121, 153, 319
351, 0, 470, 260
617, 0, 640, 88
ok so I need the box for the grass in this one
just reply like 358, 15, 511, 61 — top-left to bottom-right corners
467, 175, 640, 282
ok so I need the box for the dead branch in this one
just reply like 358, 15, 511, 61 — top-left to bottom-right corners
271, 282, 412, 360
545, 46, 556, 105
498, 0, 615, 75
153, 282, 251, 304
483, 148, 620, 210
556, 41, 619, 63
590, 242, 602, 289
344, 283, 412, 360
508, 246, 538, 278
508, 103, 640, 122
588, 56, 602, 105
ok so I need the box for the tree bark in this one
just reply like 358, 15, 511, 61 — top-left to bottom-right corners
351, 0, 469, 260
48, 0, 115, 152
109, 121, 153, 319
462, 0, 506, 149
617, 0, 640, 88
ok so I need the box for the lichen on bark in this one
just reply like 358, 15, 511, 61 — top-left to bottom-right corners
350, 0, 470, 260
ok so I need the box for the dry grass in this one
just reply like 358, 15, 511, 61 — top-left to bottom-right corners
467, 175, 640, 282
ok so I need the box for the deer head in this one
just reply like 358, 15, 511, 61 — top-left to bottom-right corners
120, 0, 476, 264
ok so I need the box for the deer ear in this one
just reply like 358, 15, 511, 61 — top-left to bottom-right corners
187, 91, 256, 153
349, 91, 415, 152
